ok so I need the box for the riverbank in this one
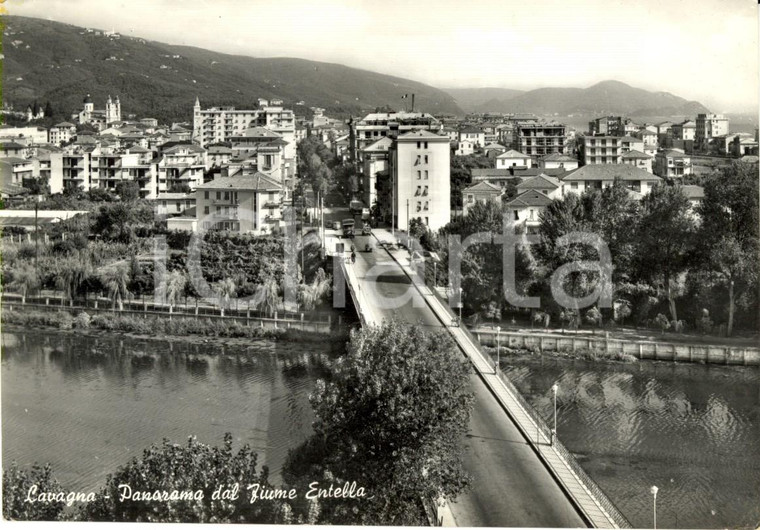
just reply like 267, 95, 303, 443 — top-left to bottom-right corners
484, 344, 639, 364
1, 309, 349, 346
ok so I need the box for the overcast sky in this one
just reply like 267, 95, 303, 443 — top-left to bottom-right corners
7, 0, 759, 113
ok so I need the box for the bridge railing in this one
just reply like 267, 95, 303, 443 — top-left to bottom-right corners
429, 289, 631, 528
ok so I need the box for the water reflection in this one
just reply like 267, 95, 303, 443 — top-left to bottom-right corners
2, 330, 342, 494
504, 356, 760, 529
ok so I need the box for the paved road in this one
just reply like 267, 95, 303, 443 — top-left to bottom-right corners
329, 230, 586, 528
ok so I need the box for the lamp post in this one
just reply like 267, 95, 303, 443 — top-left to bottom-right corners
551, 383, 559, 446
650, 486, 658, 529
458, 287, 463, 325
495, 326, 501, 374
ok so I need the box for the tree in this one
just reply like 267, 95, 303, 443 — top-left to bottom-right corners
101, 264, 131, 311
585, 306, 603, 333
2, 463, 66, 521
282, 320, 474, 525
261, 276, 280, 316
166, 270, 187, 310
78, 434, 279, 523
214, 278, 236, 314
115, 181, 140, 202
696, 162, 759, 335
654, 313, 670, 335
634, 184, 695, 323
92, 203, 135, 243
9, 263, 41, 303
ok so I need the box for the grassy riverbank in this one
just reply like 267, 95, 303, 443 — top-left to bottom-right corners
484, 344, 639, 364
1, 309, 346, 343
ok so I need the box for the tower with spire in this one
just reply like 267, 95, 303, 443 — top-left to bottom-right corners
105, 95, 121, 124
192, 97, 202, 142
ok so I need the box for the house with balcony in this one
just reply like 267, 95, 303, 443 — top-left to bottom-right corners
621, 150, 653, 173
654, 149, 692, 179
513, 122, 566, 159
462, 181, 502, 216
194, 173, 283, 235
154, 143, 207, 193
561, 164, 663, 197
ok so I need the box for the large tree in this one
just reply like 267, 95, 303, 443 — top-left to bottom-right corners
696, 161, 759, 335
282, 320, 474, 525
78, 434, 279, 523
634, 184, 696, 323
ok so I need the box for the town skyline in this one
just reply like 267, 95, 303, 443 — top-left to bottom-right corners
5, 0, 759, 114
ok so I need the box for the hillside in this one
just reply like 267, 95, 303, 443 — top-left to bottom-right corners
444, 87, 525, 113
454, 80, 710, 116
1, 16, 463, 123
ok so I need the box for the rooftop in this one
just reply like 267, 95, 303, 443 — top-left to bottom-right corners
195, 173, 282, 191
505, 190, 554, 207
563, 164, 663, 182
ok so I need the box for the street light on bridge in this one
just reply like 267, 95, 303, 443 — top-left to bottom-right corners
650, 485, 659, 529
551, 383, 559, 446
495, 326, 501, 375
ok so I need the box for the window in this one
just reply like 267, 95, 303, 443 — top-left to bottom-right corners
216, 191, 221, 200
416, 202, 422, 212
529, 209, 534, 219
423, 202, 429, 211
204, 191, 209, 199
424, 170, 428, 180
417, 141, 421, 149
176, 203, 181, 212
417, 170, 421, 180
416, 186, 421, 196
423, 186, 428, 196
571, 182, 578, 190
216, 206, 221, 214
424, 155, 429, 164
162, 201, 167, 207
425, 217, 429, 225
514, 210, 519, 220
415, 155, 421, 165
424, 141, 428, 149
204, 206, 209, 215
467, 194, 474, 203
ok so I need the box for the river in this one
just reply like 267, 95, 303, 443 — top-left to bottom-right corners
504, 355, 760, 529
3, 330, 759, 528
1, 329, 341, 493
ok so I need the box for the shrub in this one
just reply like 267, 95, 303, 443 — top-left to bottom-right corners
74, 312, 92, 329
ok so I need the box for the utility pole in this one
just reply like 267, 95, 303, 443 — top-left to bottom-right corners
34, 198, 39, 274
411, 93, 415, 113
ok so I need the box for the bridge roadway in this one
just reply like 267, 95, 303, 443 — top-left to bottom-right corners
333, 231, 588, 528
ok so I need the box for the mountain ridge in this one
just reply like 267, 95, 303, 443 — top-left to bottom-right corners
444, 80, 711, 116
1, 15, 463, 122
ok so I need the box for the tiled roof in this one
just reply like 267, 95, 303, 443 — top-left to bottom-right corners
659, 149, 689, 158
363, 137, 393, 152
1, 142, 26, 150
516, 175, 560, 190
464, 181, 502, 193
156, 193, 195, 200
53, 122, 76, 128
620, 136, 640, 143
562, 164, 663, 182
621, 150, 652, 159
497, 149, 529, 159
195, 173, 282, 191
240, 127, 281, 138
505, 190, 554, 207
542, 153, 577, 162
680, 185, 704, 199
0, 156, 30, 164
471, 167, 566, 179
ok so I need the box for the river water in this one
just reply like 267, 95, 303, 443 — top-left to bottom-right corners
1, 330, 340, 493
504, 356, 760, 529
2, 330, 759, 528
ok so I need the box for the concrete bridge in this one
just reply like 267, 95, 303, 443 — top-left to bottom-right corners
332, 228, 631, 529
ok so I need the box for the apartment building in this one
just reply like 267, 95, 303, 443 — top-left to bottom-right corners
48, 122, 77, 146
353, 112, 441, 153
195, 173, 283, 234
192, 98, 296, 159
361, 136, 392, 210
696, 113, 730, 146
671, 120, 696, 141
513, 122, 566, 159
154, 143, 208, 194
389, 130, 450, 231
620, 150, 654, 173
49, 147, 95, 191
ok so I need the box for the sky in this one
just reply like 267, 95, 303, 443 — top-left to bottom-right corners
6, 0, 759, 113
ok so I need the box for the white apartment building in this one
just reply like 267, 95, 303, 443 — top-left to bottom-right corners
390, 130, 450, 231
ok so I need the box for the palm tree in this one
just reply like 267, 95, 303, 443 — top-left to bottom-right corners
100, 264, 131, 311
214, 278, 236, 316
166, 270, 187, 311
54, 254, 93, 306
10, 264, 40, 304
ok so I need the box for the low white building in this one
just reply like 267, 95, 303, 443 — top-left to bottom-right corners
496, 149, 531, 169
